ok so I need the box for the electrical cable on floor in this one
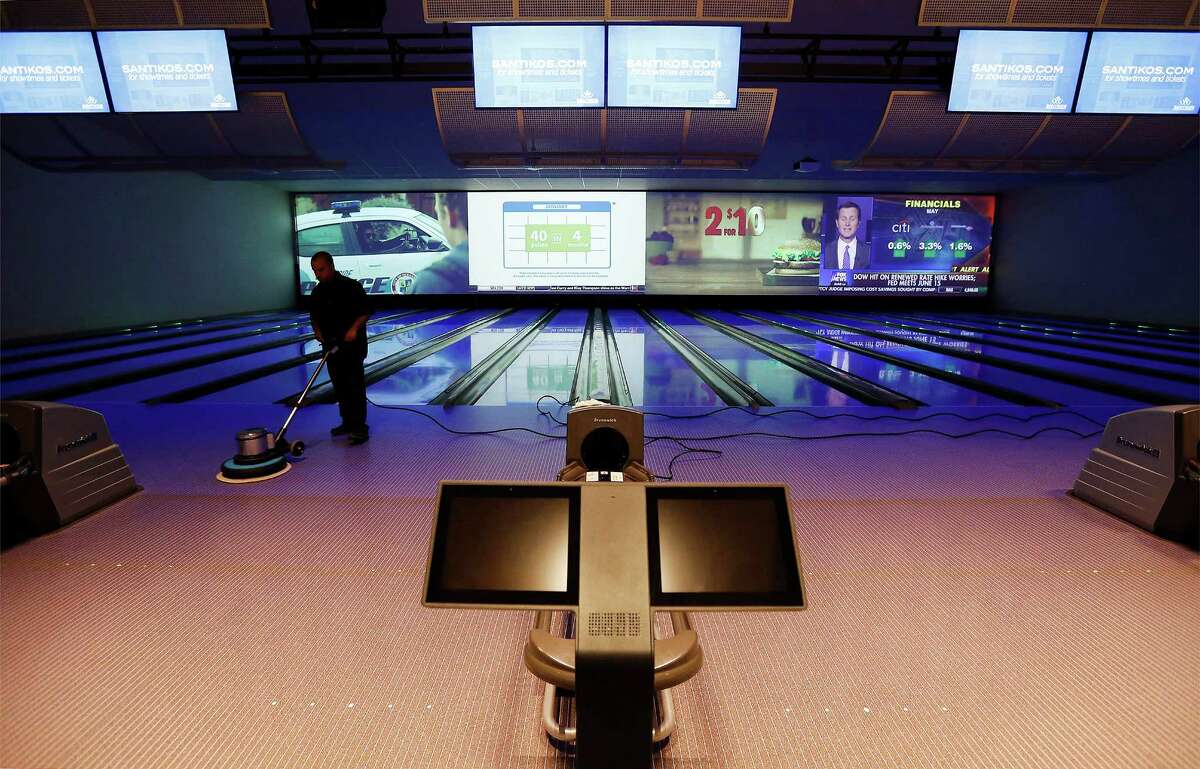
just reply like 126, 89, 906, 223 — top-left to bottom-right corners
367, 397, 566, 440
365, 394, 1104, 481
535, 394, 1108, 428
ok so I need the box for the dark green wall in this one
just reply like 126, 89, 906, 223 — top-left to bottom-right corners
994, 146, 1199, 327
1, 154, 295, 340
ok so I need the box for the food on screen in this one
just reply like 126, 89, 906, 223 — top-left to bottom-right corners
293, 192, 995, 297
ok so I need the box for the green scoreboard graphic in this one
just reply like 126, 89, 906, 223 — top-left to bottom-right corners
503, 201, 611, 268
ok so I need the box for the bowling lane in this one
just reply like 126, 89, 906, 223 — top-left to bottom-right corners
0, 316, 321, 378
197, 309, 499, 404
878, 313, 1200, 380
801, 311, 1187, 404
0, 311, 364, 390
987, 312, 1199, 340
69, 311, 454, 403
650, 308, 854, 406
899, 312, 1199, 367
608, 308, 721, 407
705, 310, 1010, 406
750, 311, 1144, 407
367, 308, 550, 406
956, 312, 1200, 351
475, 308, 587, 406
0, 311, 305, 363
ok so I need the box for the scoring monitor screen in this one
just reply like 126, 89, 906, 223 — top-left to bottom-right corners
293, 192, 995, 297
948, 30, 1087, 113
424, 484, 580, 607
1076, 32, 1200, 115
96, 30, 237, 112
647, 486, 804, 609
0, 32, 110, 114
607, 25, 741, 108
472, 25, 605, 108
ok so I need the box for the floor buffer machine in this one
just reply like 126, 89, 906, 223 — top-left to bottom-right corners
217, 345, 337, 483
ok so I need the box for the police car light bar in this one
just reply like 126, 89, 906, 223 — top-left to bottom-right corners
331, 200, 362, 216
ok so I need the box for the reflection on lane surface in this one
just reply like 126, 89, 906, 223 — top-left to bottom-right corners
609, 309, 717, 407
368, 308, 546, 405
706, 310, 1008, 406
477, 308, 587, 406
789, 311, 1148, 407
187, 309, 479, 403
652, 308, 852, 406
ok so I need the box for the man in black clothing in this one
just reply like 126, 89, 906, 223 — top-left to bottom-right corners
308, 251, 371, 444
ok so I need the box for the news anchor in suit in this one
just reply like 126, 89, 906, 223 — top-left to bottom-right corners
823, 201, 870, 270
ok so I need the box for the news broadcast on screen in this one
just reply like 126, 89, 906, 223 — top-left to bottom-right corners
293, 192, 994, 297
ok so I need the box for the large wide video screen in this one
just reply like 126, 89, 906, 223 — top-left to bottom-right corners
0, 32, 110, 114
293, 192, 994, 297
1076, 32, 1200, 115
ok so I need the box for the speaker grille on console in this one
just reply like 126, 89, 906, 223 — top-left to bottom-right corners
1095, 116, 1200, 160
684, 89, 775, 155
853, 91, 1196, 174
588, 612, 642, 637
518, 0, 606, 18
1011, 0, 1102, 25
89, 0, 181, 26
865, 92, 965, 158
432, 87, 775, 169
1, 0, 269, 28
940, 114, 1046, 159
523, 109, 604, 153
1100, 0, 1194, 26
701, 0, 792, 19
424, 0, 517, 21
609, 0, 697, 17
606, 109, 685, 154
213, 92, 309, 156
177, 0, 271, 27
1, 0, 93, 28
920, 0, 1196, 27
1019, 115, 1125, 159
918, 0, 1011, 25
425, 0, 792, 21
433, 88, 525, 155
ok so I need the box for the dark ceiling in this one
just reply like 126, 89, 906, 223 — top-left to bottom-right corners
1, 0, 1196, 189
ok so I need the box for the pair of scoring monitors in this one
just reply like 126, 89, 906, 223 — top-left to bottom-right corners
423, 482, 806, 611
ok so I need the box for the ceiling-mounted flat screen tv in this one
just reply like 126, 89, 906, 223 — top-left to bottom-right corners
0, 32, 110, 114
1075, 31, 1200, 115
96, 29, 237, 113
472, 25, 604, 108
607, 25, 741, 109
948, 29, 1088, 113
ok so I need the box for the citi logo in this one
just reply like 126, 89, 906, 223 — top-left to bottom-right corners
57, 432, 98, 453
1116, 435, 1160, 459
592, 417, 618, 423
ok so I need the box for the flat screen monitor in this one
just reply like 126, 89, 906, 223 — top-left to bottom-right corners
423, 483, 580, 608
607, 25, 741, 108
948, 29, 1087, 113
1076, 31, 1200, 115
96, 30, 237, 113
0, 32, 110, 114
472, 25, 604, 108
646, 486, 805, 610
